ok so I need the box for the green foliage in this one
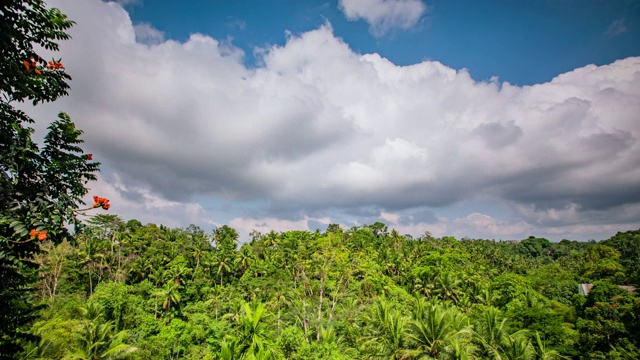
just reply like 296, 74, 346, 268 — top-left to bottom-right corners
15, 213, 640, 359
1, 0, 99, 355
518, 236, 553, 258
602, 229, 640, 286
407, 298, 473, 359
582, 244, 626, 283
23, 303, 137, 359
576, 281, 639, 358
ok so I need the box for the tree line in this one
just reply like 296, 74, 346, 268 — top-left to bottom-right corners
19, 217, 640, 359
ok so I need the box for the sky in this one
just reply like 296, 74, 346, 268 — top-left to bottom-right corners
26, 0, 640, 241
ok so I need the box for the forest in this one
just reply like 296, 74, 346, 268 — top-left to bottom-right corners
16, 219, 640, 359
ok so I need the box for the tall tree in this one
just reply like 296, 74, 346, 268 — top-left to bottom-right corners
0, 0, 99, 355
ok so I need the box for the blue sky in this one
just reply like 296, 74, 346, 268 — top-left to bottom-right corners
33, 0, 640, 241
125, 0, 640, 85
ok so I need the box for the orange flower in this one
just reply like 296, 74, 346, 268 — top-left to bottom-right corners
47, 60, 65, 70
23, 60, 31, 70
34, 69, 41, 75
92, 196, 111, 210
37, 231, 47, 241
30, 229, 37, 238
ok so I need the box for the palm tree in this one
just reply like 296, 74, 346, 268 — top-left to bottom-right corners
21, 317, 75, 359
161, 282, 181, 312
190, 246, 205, 280
262, 231, 279, 248
204, 286, 224, 320
267, 290, 288, 329
152, 282, 181, 317
363, 298, 409, 359
163, 263, 190, 286
234, 302, 279, 359
65, 304, 137, 359
413, 277, 436, 298
474, 306, 508, 355
407, 299, 472, 359
534, 332, 567, 360
446, 337, 479, 360
65, 322, 137, 360
476, 286, 499, 307
318, 326, 342, 347
495, 330, 535, 360
217, 255, 232, 287
435, 273, 463, 304
78, 238, 103, 296
236, 244, 254, 272
219, 336, 241, 360
520, 288, 537, 308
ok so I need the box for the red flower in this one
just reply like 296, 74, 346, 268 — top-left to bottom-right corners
47, 60, 65, 70
87, 154, 93, 160
92, 196, 111, 210
30, 229, 37, 239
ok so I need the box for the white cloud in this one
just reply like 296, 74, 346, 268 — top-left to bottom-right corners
30, 0, 640, 241
373, 210, 531, 240
338, 0, 427, 36
133, 23, 164, 45
80, 174, 210, 228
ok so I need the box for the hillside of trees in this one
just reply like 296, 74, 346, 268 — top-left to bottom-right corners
17, 217, 640, 359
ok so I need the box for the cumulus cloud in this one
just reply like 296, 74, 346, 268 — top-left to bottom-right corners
133, 23, 164, 45
338, 0, 427, 36
81, 174, 211, 228
31, 0, 640, 241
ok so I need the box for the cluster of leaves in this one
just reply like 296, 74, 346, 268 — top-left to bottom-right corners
21, 217, 640, 359
1, 0, 99, 355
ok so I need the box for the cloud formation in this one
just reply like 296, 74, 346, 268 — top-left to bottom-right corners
338, 0, 427, 36
133, 23, 165, 45
34, 0, 640, 240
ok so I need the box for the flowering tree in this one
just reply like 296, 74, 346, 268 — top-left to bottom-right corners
0, 0, 101, 355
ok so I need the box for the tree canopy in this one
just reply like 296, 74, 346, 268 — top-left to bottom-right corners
14, 217, 640, 359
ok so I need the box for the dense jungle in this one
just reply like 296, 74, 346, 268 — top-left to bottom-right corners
17, 220, 640, 359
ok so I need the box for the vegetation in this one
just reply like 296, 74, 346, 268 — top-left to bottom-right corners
1, 0, 98, 355
2, 2, 640, 359
14, 222, 640, 359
